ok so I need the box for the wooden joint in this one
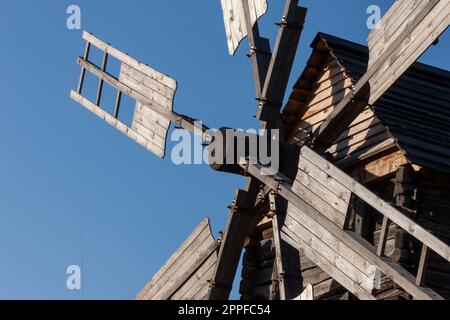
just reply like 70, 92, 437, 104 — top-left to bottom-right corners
246, 46, 271, 58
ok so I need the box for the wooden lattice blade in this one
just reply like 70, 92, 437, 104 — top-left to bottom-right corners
71, 32, 178, 158
220, 0, 268, 55
313, 0, 449, 149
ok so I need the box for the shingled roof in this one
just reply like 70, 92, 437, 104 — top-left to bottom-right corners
283, 33, 450, 174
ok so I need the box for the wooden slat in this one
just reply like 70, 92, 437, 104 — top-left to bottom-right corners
119, 64, 174, 111
220, 0, 268, 55
281, 223, 376, 300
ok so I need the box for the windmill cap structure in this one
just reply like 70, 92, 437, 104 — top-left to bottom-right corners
283, 32, 450, 174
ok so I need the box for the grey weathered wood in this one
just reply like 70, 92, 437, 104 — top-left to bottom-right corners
281, 226, 376, 300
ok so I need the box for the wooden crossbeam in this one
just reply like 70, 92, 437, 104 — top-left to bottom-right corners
311, 0, 449, 151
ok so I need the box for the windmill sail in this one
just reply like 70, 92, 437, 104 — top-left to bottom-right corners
136, 219, 220, 300
312, 0, 449, 149
220, 0, 268, 55
71, 32, 177, 158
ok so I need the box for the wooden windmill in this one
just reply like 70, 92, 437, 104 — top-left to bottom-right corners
70, 0, 450, 300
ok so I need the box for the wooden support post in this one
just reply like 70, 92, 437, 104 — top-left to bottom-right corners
377, 216, 390, 257
95, 51, 109, 106
77, 41, 91, 94
416, 244, 429, 287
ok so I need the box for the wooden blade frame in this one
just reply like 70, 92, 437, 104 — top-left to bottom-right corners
71, 32, 211, 158
136, 218, 221, 300
312, 0, 449, 151
208, 0, 307, 300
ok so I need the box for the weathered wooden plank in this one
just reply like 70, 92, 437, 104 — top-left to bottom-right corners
299, 155, 352, 202
119, 65, 174, 110
220, 0, 268, 55
291, 179, 346, 228
297, 159, 351, 212
82, 31, 177, 90
287, 206, 373, 282
70, 91, 165, 158
133, 103, 170, 139
281, 226, 376, 300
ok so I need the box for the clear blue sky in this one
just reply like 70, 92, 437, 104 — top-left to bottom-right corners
0, 0, 448, 300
